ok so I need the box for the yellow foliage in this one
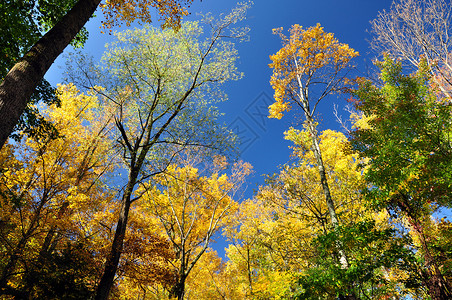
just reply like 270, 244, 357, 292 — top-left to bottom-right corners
268, 23, 358, 119
0, 83, 118, 292
350, 111, 376, 130
129, 156, 251, 296
282, 126, 367, 222
101, 0, 193, 31
253, 270, 295, 300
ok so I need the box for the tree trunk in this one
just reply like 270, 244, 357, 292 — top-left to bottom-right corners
308, 121, 339, 226
169, 274, 186, 300
95, 170, 137, 300
0, 0, 101, 149
306, 117, 350, 269
305, 116, 357, 299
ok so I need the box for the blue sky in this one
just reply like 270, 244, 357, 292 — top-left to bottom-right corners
46, 0, 394, 198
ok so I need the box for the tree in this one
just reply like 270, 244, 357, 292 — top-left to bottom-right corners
0, 83, 115, 298
182, 250, 232, 300
350, 56, 452, 300
110, 206, 177, 299
138, 154, 251, 299
283, 129, 418, 299
268, 23, 358, 293
0, 0, 195, 149
256, 129, 366, 298
371, 0, 452, 99
67, 6, 249, 298
0, 0, 89, 141
280, 128, 366, 229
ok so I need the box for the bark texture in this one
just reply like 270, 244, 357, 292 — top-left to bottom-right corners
0, 0, 101, 149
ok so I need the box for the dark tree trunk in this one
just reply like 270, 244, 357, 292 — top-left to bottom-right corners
169, 275, 186, 300
0, 0, 101, 149
94, 170, 137, 300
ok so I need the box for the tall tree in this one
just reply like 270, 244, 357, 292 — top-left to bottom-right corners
371, 0, 452, 99
68, 5, 249, 298
0, 0, 195, 149
350, 56, 452, 300
268, 23, 358, 293
222, 198, 273, 299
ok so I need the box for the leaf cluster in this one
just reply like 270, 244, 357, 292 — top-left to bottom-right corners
100, 0, 195, 31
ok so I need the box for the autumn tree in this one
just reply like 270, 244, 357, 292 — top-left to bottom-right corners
67, 5, 249, 298
284, 129, 412, 299
350, 56, 452, 300
136, 153, 251, 299
110, 205, 177, 299
222, 198, 274, 299
224, 195, 301, 299
0, 84, 115, 298
252, 129, 365, 298
371, 0, 452, 99
268, 24, 358, 292
0, 0, 196, 149
182, 250, 233, 300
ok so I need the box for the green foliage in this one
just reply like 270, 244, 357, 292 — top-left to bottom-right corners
349, 56, 452, 299
0, 0, 87, 73
350, 56, 452, 212
294, 220, 420, 299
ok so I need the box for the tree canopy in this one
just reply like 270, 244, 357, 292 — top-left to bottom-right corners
1, 1, 452, 300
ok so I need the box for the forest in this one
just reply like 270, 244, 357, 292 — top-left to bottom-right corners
0, 0, 451, 299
